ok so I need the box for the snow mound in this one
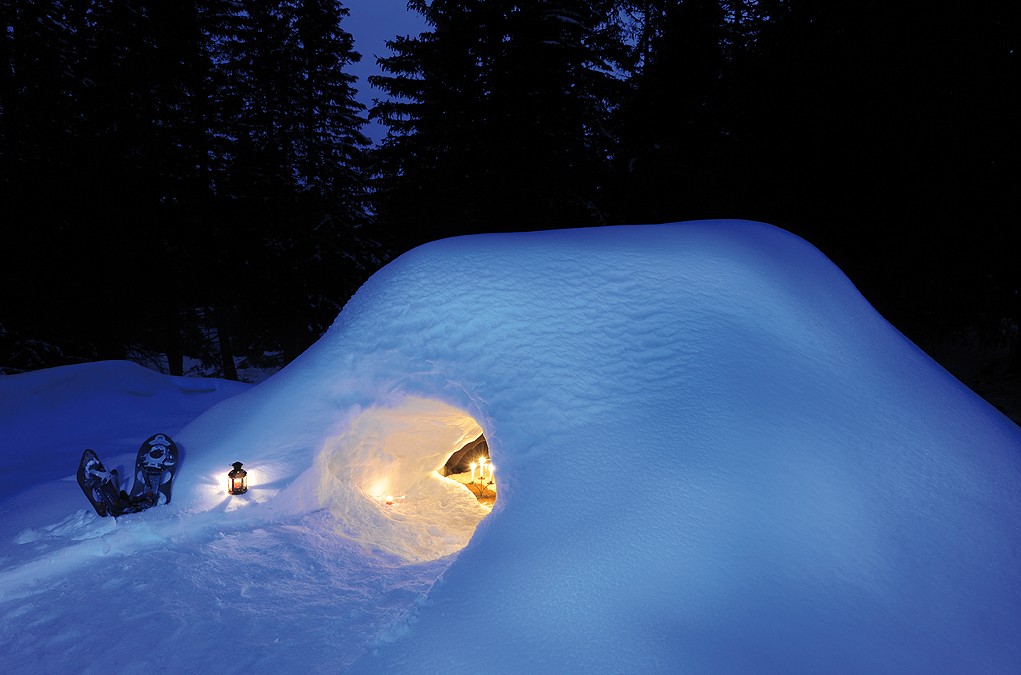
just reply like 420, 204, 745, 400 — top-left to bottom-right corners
4, 220, 1019, 673
170, 220, 1020, 672
0, 360, 249, 496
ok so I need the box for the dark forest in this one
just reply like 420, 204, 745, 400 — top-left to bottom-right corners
2, 1, 1018, 382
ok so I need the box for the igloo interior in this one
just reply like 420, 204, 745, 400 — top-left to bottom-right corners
312, 396, 494, 562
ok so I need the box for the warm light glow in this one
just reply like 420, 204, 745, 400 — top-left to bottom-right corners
479, 457, 487, 480
199, 464, 276, 511
470, 461, 477, 482
368, 479, 390, 498
318, 397, 490, 562
386, 495, 394, 506
488, 463, 494, 484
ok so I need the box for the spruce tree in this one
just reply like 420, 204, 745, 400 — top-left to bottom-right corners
611, 0, 731, 224
1, 0, 374, 375
203, 0, 373, 368
370, 0, 626, 248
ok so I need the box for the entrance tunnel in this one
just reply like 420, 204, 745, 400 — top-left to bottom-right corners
313, 397, 496, 562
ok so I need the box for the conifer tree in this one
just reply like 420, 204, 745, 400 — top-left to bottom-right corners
1, 1, 95, 367
202, 0, 373, 367
610, 0, 732, 224
370, 0, 626, 248
1, 0, 374, 375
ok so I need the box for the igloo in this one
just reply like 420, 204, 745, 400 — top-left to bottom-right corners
167, 220, 1021, 672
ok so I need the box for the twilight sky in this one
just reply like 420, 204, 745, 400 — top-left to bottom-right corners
344, 0, 427, 144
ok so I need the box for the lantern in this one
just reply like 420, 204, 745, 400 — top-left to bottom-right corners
227, 461, 248, 495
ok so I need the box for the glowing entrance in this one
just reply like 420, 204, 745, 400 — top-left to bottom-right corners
314, 397, 496, 563
440, 434, 496, 507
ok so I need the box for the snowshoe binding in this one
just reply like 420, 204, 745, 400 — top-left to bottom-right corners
128, 433, 180, 507
77, 449, 133, 517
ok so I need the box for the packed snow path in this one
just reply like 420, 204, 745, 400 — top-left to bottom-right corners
2, 509, 445, 673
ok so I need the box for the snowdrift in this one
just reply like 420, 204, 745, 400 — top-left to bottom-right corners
169, 220, 1021, 672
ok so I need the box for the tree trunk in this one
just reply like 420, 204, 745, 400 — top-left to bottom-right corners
216, 311, 238, 381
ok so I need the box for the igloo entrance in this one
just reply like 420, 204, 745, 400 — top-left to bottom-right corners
315, 397, 497, 563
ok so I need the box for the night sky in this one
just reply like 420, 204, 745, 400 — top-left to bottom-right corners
343, 0, 425, 144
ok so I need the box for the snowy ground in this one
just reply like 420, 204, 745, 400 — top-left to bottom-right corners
3, 509, 448, 673
0, 363, 467, 673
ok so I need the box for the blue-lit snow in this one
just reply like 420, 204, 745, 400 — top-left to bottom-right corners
1, 220, 1019, 673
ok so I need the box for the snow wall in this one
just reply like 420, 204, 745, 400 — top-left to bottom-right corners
174, 220, 1021, 672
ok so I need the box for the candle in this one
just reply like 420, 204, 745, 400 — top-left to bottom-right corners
489, 463, 494, 484
479, 458, 487, 481
470, 461, 476, 483
386, 495, 394, 506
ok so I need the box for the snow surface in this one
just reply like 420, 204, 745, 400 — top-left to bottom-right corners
2, 220, 1020, 673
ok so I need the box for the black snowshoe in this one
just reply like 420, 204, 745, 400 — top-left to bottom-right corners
76, 433, 180, 517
